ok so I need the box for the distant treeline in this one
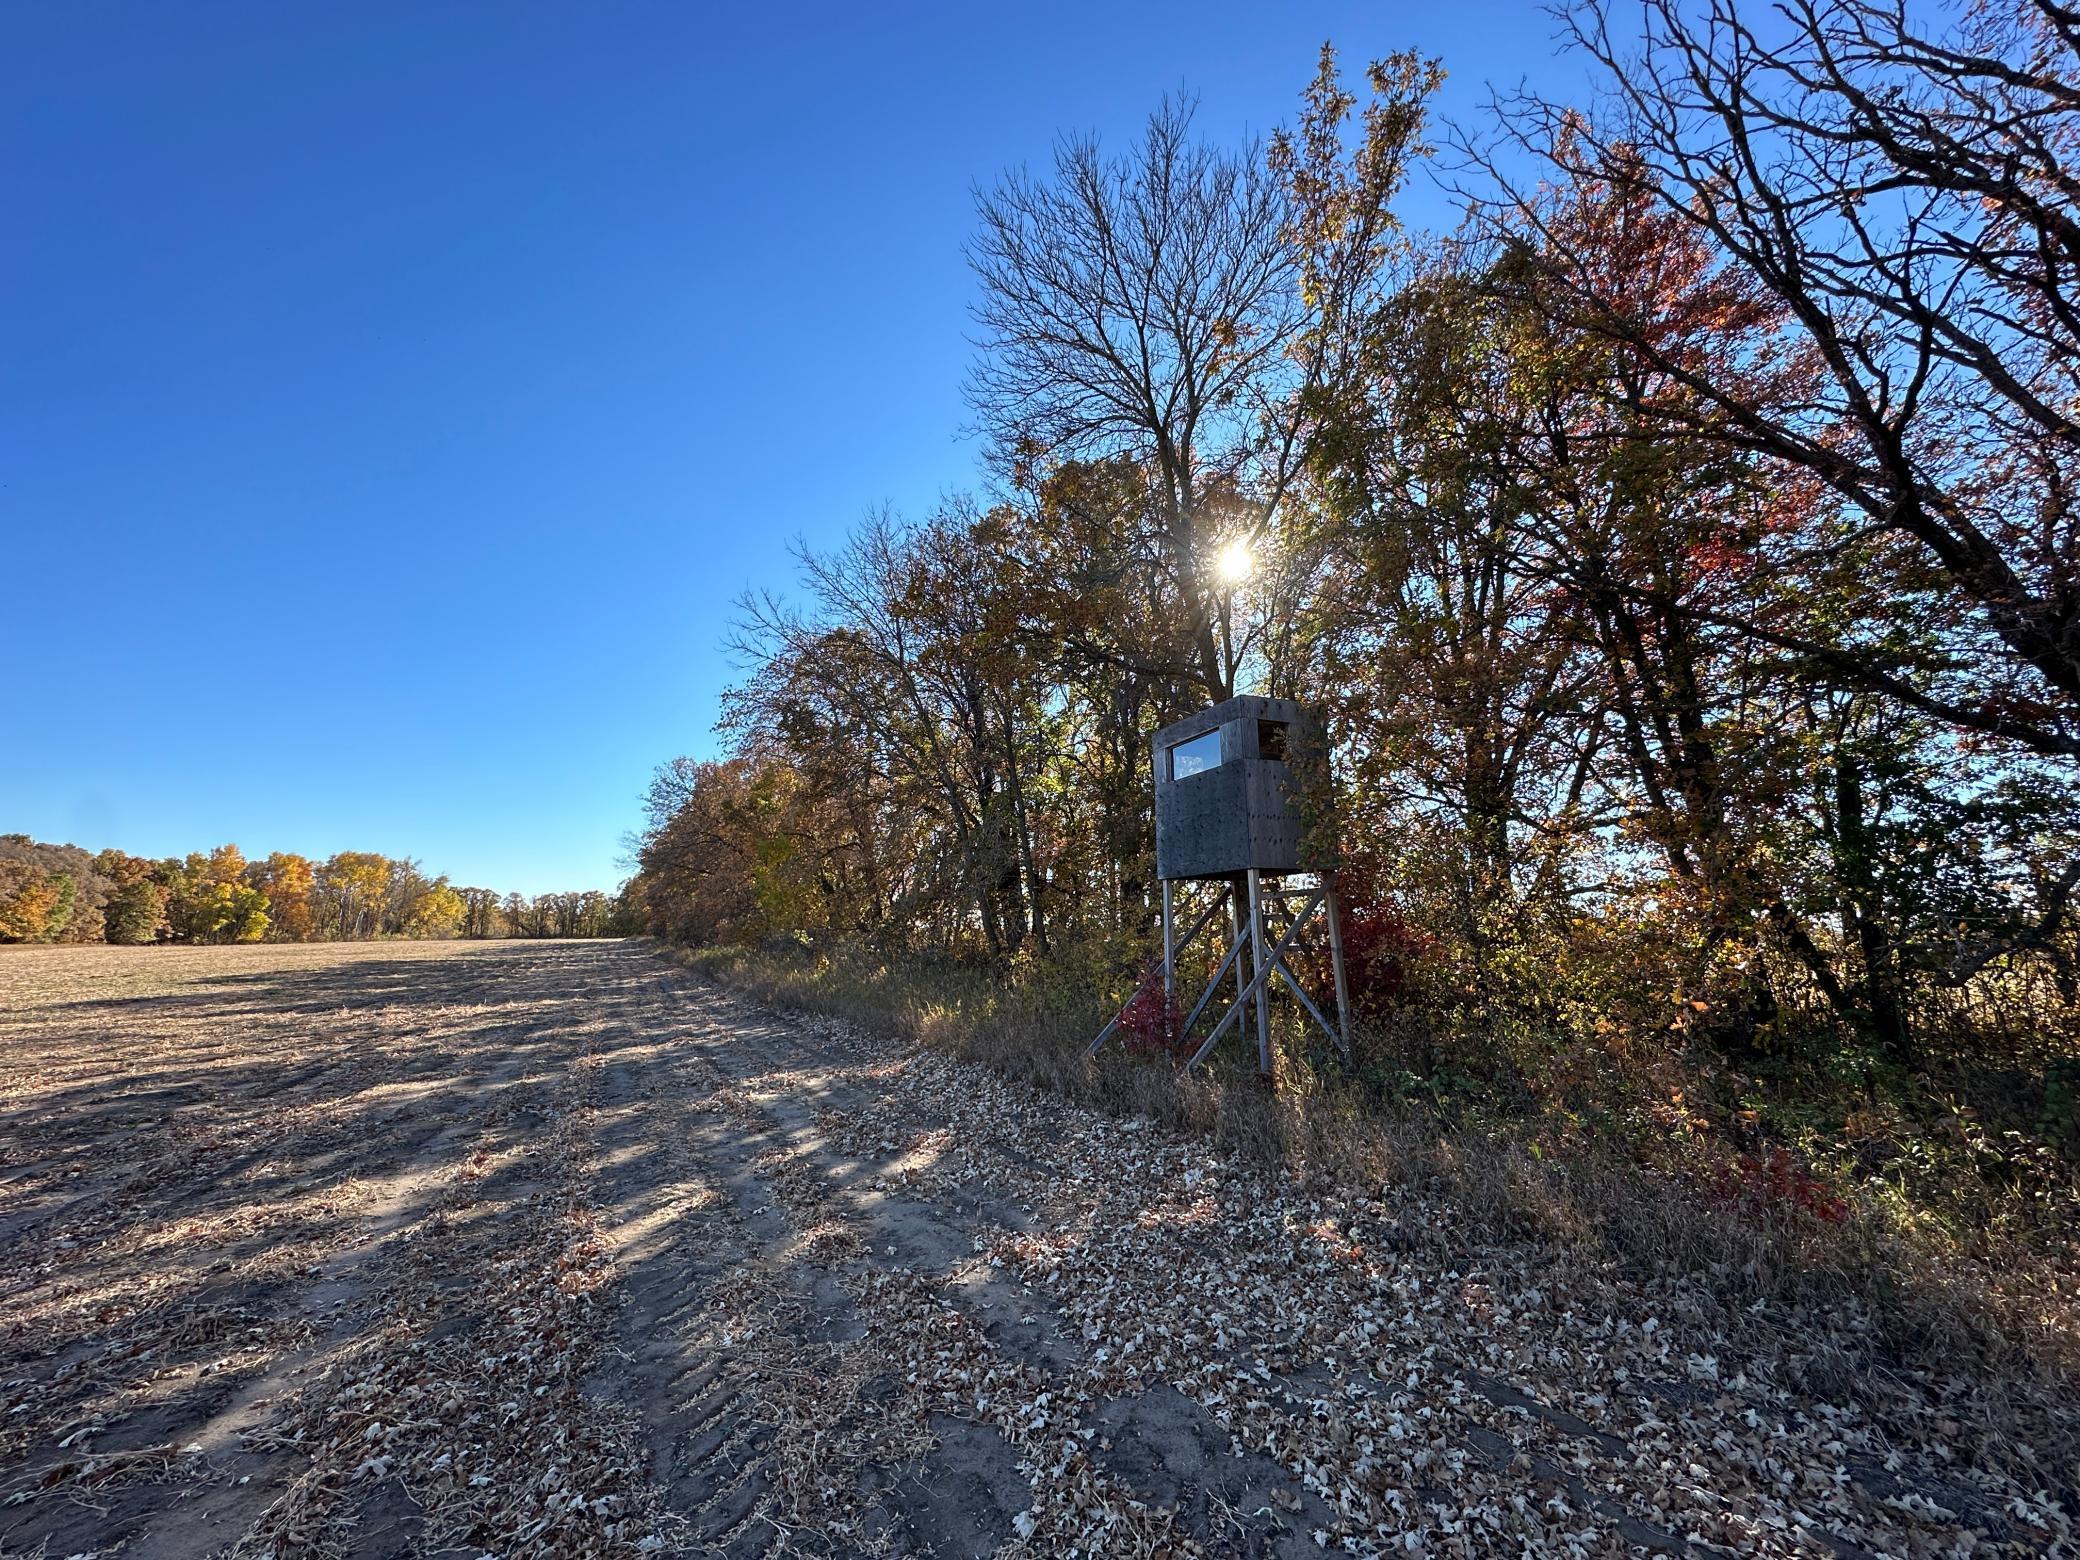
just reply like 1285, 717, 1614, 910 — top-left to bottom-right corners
0, 834, 633, 946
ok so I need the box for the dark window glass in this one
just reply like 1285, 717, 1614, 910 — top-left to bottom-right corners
1258, 720, 1288, 762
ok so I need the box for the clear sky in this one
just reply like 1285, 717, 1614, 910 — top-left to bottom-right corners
3, 1, 1583, 895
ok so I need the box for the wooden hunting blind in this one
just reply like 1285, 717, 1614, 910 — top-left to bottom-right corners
1090, 695, 1353, 1079
1154, 696, 1313, 880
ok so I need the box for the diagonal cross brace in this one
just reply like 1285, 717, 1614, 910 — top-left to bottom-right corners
1175, 927, 1248, 1041
1180, 888, 1326, 1073
1085, 887, 1232, 1057
1248, 883, 1353, 1061
1272, 957, 1345, 1058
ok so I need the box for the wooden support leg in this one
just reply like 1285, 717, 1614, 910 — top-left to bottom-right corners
1246, 868, 1271, 1081
1325, 883, 1353, 1062
1226, 878, 1245, 1016
1160, 879, 1175, 1010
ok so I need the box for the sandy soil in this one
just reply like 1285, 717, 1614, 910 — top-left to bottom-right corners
0, 940, 2069, 1558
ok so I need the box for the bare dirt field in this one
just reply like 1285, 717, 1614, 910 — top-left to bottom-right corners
0, 940, 2071, 1558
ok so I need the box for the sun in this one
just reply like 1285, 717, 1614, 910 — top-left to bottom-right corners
1213, 539, 1255, 586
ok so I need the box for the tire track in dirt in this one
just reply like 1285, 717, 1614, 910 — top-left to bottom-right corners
651, 980, 1380, 1556
0, 942, 656, 1558
633, 969, 1321, 1558
586, 970, 997, 1557
582, 979, 808, 1558
154, 1001, 560, 1557
219, 948, 673, 1559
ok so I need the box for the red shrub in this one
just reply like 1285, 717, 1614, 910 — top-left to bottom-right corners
1330, 864, 1436, 1020
1706, 1147, 1849, 1228
1117, 974, 1188, 1057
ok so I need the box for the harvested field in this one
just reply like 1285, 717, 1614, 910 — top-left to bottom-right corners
0, 939, 2071, 1558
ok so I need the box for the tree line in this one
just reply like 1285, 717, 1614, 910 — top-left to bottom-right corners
0, 835, 631, 946
630, 0, 2080, 1107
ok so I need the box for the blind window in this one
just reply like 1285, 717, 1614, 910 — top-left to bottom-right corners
1168, 730, 1222, 779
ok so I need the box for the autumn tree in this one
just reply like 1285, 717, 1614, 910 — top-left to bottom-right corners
404, 881, 466, 938
103, 879, 168, 944
155, 847, 243, 941
317, 852, 392, 940
0, 837, 108, 943
967, 51, 1440, 700
190, 880, 271, 943
0, 834, 617, 946
458, 887, 504, 938
0, 860, 67, 943
247, 852, 315, 941
501, 891, 535, 937
1428, 0, 2080, 1055
1482, 0, 2080, 761
1310, 252, 1607, 917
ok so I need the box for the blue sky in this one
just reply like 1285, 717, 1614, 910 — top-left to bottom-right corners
3, 1, 1583, 894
